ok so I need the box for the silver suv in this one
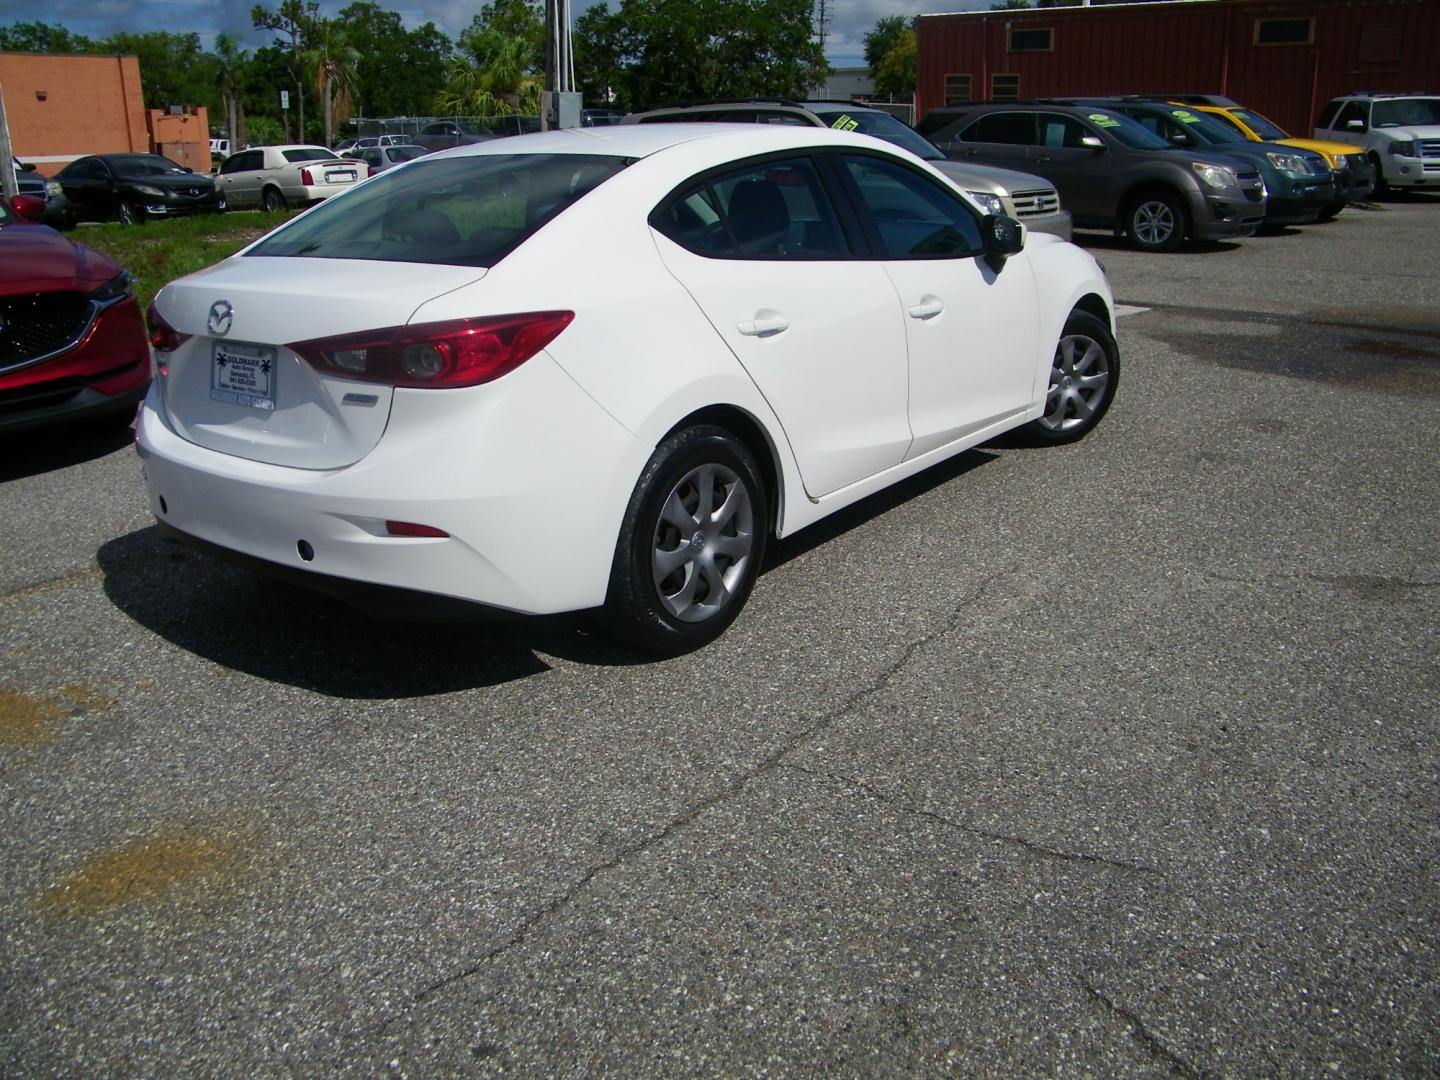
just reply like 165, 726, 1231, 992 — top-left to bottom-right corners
1315, 93, 1440, 194
622, 100, 1073, 240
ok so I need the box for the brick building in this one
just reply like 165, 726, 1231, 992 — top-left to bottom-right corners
915, 0, 1439, 137
1, 53, 149, 170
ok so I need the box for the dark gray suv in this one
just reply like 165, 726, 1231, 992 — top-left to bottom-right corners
921, 103, 1266, 252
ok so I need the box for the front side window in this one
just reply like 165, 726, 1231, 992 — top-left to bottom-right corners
249, 153, 628, 267
108, 155, 186, 177
652, 156, 849, 260
841, 154, 983, 259
222, 151, 261, 174
1316, 100, 1342, 129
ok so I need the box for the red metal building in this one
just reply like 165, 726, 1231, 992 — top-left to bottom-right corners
915, 0, 1439, 136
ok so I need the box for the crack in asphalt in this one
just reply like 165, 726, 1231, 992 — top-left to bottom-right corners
780, 763, 1160, 875
1205, 570, 1440, 597
384, 577, 1002, 1027
0, 567, 100, 608
1081, 980, 1206, 1079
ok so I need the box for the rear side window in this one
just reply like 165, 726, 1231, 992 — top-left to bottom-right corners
248, 154, 628, 267
963, 112, 1036, 145
652, 156, 849, 259
841, 154, 983, 259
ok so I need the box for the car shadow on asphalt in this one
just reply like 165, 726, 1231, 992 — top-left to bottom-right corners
1072, 231, 1245, 255
0, 418, 136, 482
95, 448, 1005, 691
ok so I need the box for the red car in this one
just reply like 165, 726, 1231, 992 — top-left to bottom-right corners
0, 195, 150, 433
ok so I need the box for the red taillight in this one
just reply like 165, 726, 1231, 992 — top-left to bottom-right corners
289, 312, 574, 389
301, 167, 315, 186
146, 301, 191, 352
385, 521, 449, 538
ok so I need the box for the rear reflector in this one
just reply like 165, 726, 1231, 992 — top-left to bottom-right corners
385, 521, 449, 538
289, 312, 574, 389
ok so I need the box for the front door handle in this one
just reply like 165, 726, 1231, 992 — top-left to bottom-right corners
738, 311, 790, 338
908, 297, 944, 320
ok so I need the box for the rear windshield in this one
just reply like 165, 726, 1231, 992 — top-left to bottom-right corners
808, 108, 946, 161
248, 153, 628, 267
283, 148, 341, 164
1373, 98, 1440, 127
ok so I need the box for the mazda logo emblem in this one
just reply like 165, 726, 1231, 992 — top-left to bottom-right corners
208, 300, 234, 337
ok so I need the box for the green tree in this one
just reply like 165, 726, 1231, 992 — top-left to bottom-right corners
862, 16, 907, 78
0, 21, 96, 52
990, 0, 1032, 8
461, 0, 544, 73
252, 0, 321, 141
336, 2, 452, 119
214, 34, 251, 147
574, 0, 826, 113
436, 30, 541, 117
101, 31, 218, 112
304, 24, 360, 146
873, 28, 916, 96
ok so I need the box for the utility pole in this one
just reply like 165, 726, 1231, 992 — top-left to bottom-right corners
0, 84, 18, 202
542, 0, 579, 131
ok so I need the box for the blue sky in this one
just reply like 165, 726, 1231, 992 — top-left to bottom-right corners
0, 0, 988, 69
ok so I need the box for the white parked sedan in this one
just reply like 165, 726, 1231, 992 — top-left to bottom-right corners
213, 144, 369, 212
138, 124, 1119, 654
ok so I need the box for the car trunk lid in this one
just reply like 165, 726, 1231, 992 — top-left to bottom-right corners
157, 256, 487, 469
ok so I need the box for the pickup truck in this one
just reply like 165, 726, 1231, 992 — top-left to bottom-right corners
213, 144, 368, 212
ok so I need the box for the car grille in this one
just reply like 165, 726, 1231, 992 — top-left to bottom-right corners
1419, 140, 1440, 158
1237, 168, 1265, 202
1011, 188, 1060, 217
0, 292, 93, 371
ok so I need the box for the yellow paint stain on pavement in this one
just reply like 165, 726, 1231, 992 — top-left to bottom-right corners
0, 691, 67, 748
36, 830, 248, 915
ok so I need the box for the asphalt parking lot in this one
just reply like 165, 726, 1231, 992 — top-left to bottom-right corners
2, 194, 1437, 1076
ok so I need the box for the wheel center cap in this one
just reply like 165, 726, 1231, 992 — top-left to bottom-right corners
688, 530, 707, 554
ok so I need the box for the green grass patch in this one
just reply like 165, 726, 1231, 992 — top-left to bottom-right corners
74, 211, 298, 312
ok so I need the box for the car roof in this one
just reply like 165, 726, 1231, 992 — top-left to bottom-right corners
431, 123, 924, 164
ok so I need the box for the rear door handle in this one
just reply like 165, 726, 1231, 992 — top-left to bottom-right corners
738, 312, 790, 337
908, 297, 944, 320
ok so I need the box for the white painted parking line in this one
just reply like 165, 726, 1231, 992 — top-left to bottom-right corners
1114, 304, 1150, 318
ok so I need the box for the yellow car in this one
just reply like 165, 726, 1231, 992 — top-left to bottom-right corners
1169, 100, 1374, 213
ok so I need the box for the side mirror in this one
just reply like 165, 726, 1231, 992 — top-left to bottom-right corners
9, 194, 48, 222
982, 213, 1025, 269
1081, 135, 1106, 150
1345, 118, 1365, 131
1169, 132, 1193, 147
19, 161, 38, 173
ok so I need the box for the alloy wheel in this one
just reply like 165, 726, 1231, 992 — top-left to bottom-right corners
1132, 200, 1176, 247
1040, 333, 1111, 433
651, 463, 756, 623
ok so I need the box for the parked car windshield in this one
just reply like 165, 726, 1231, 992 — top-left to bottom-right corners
808, 107, 947, 161
283, 148, 342, 164
1084, 110, 1170, 150
108, 154, 189, 176
386, 146, 427, 163
248, 154, 628, 267
1230, 110, 1288, 140
1372, 98, 1440, 127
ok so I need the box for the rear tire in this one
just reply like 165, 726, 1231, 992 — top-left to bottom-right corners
1125, 189, 1187, 252
1022, 310, 1120, 445
262, 187, 286, 213
602, 425, 768, 656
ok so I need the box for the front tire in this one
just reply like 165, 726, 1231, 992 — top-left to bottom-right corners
116, 201, 143, 226
602, 425, 768, 656
1023, 310, 1120, 445
1368, 153, 1389, 198
1125, 189, 1187, 252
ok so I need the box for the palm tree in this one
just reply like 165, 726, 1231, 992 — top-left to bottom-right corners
214, 34, 250, 152
434, 30, 541, 118
305, 24, 360, 148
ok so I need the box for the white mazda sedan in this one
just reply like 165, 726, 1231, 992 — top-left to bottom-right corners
137, 124, 1119, 654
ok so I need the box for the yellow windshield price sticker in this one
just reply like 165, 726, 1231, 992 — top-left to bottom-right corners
831, 114, 860, 132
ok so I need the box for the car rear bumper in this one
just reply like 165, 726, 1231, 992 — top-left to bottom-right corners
134, 354, 650, 617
